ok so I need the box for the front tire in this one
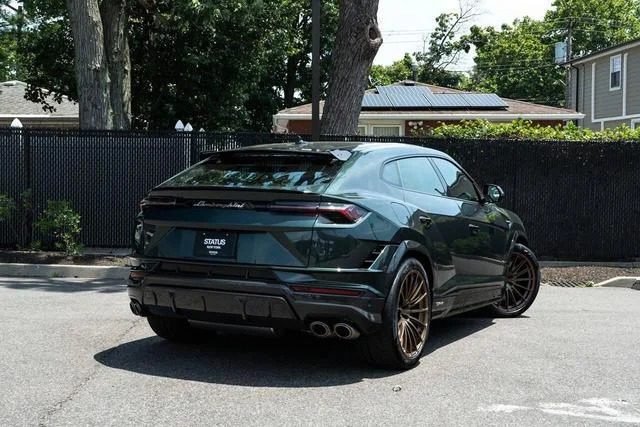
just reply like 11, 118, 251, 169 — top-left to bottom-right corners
359, 258, 431, 370
490, 243, 540, 317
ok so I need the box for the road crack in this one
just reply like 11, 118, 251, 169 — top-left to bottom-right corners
37, 318, 142, 426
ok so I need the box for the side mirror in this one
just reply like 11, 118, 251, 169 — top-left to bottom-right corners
483, 184, 504, 204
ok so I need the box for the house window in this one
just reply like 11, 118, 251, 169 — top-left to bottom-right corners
371, 125, 401, 137
610, 55, 622, 90
631, 119, 640, 129
357, 123, 404, 136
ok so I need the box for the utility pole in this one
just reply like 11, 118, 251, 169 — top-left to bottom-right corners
566, 17, 574, 109
566, 17, 573, 63
311, 0, 321, 141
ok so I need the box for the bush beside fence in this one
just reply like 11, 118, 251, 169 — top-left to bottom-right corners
1, 128, 638, 260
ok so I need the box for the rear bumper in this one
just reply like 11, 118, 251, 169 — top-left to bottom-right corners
128, 269, 388, 334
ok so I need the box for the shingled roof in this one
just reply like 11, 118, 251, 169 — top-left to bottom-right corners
275, 81, 583, 121
0, 81, 78, 118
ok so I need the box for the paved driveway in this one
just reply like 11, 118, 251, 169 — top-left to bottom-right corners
0, 277, 638, 426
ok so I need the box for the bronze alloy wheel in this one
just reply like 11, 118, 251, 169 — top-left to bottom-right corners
498, 252, 537, 313
396, 269, 430, 358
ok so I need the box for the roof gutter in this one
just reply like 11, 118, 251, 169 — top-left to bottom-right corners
565, 39, 640, 66
275, 112, 585, 121
0, 114, 78, 119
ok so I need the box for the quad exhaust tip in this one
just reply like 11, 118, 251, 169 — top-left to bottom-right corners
309, 321, 360, 340
309, 321, 332, 338
334, 323, 360, 340
309, 321, 333, 338
129, 300, 145, 316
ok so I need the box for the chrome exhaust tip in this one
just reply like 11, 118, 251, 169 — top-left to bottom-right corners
334, 323, 360, 340
129, 300, 144, 316
309, 321, 332, 338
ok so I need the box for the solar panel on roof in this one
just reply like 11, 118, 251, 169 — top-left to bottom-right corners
360, 84, 507, 109
376, 86, 432, 108
362, 93, 392, 108
425, 93, 470, 108
462, 93, 507, 108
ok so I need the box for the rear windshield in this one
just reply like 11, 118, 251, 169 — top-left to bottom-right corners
159, 152, 343, 193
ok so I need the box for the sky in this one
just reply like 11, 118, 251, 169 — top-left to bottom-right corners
375, 0, 555, 69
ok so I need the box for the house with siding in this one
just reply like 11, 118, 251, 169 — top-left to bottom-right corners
567, 38, 640, 130
273, 81, 583, 136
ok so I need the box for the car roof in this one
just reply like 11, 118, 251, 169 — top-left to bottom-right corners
231, 141, 454, 161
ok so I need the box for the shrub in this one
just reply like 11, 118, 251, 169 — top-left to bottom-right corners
34, 200, 82, 255
0, 194, 15, 223
411, 119, 640, 141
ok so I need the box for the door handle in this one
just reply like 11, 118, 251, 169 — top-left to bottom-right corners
419, 216, 432, 227
468, 224, 480, 234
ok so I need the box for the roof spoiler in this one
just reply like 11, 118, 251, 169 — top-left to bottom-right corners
198, 147, 352, 162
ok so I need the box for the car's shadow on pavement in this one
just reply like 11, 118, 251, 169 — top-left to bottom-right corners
94, 315, 495, 387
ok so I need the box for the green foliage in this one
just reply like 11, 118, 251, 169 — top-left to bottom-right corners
545, 0, 640, 57
34, 200, 82, 255
370, 54, 414, 86
16, 0, 339, 131
0, 194, 16, 223
0, 190, 35, 248
464, 18, 565, 105
420, 119, 640, 141
0, 0, 24, 80
372, 7, 473, 89
463, 0, 640, 105
414, 9, 472, 88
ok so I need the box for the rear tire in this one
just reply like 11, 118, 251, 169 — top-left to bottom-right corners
359, 258, 431, 370
490, 243, 540, 318
147, 315, 203, 342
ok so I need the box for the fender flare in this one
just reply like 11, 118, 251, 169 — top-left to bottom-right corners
386, 240, 436, 285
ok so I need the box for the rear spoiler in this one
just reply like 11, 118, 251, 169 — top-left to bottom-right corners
198, 149, 352, 162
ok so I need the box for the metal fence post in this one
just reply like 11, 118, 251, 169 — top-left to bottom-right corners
21, 128, 32, 248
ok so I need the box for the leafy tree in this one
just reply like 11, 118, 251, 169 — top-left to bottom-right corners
128, 0, 338, 131
0, 1, 26, 81
465, 18, 564, 105
369, 2, 476, 89
464, 0, 640, 106
16, 0, 338, 131
370, 53, 413, 86
414, 2, 475, 87
546, 0, 640, 58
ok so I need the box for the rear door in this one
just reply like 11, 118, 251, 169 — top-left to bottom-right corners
429, 157, 510, 289
136, 151, 344, 268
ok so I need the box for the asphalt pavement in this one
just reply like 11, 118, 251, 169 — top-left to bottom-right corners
0, 277, 638, 426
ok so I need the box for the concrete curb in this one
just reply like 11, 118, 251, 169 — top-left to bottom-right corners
0, 263, 129, 280
540, 261, 640, 268
595, 276, 640, 289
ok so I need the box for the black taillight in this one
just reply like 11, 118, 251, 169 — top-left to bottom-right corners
317, 203, 368, 224
139, 196, 179, 211
269, 202, 368, 224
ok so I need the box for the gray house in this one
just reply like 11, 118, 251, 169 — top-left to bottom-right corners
567, 38, 640, 130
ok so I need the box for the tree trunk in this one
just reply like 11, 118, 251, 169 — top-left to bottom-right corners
66, 0, 113, 130
321, 0, 382, 135
284, 55, 300, 108
101, 0, 132, 130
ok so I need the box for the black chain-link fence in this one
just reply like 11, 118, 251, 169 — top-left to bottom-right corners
1, 128, 639, 260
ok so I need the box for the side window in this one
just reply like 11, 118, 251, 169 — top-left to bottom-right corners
381, 161, 401, 186
431, 158, 479, 201
610, 55, 622, 90
395, 157, 445, 196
